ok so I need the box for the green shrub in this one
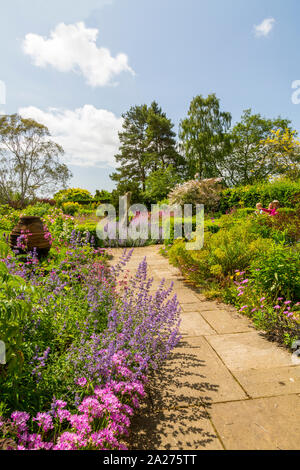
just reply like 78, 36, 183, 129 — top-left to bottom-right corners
250, 244, 300, 300
168, 219, 274, 282
75, 222, 103, 247
0, 209, 20, 232
42, 207, 76, 243
247, 209, 300, 245
0, 263, 33, 376
62, 202, 81, 216
233, 208, 256, 218
76, 207, 96, 216
207, 222, 273, 276
278, 208, 296, 215
205, 220, 220, 234
54, 188, 93, 204
94, 189, 112, 203
22, 203, 52, 218
163, 216, 196, 246
219, 178, 300, 212
144, 166, 182, 203
0, 205, 14, 216
165, 208, 300, 347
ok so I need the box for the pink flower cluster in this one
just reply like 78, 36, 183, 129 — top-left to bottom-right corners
0, 248, 180, 451
1, 366, 146, 451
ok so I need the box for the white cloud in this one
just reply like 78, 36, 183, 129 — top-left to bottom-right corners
22, 22, 134, 87
19, 105, 123, 168
254, 18, 275, 37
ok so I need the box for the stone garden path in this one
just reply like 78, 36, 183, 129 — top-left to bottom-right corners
111, 246, 300, 450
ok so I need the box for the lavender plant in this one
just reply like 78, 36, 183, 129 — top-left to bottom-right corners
0, 237, 181, 450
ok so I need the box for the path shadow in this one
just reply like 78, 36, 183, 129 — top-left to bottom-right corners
128, 406, 218, 451
127, 344, 220, 450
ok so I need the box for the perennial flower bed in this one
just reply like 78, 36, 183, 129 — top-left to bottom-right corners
163, 207, 300, 347
0, 219, 181, 450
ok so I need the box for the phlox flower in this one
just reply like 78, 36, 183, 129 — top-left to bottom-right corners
53, 432, 87, 450
33, 413, 53, 432
68, 414, 91, 435
78, 397, 104, 418
76, 377, 87, 387
56, 408, 72, 423
90, 429, 121, 449
53, 399, 67, 410
23, 432, 52, 450
11, 411, 30, 433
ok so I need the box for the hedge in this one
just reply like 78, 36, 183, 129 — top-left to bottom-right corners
219, 179, 300, 213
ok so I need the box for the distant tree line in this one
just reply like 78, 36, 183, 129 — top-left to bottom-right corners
110, 95, 300, 204
1, 95, 299, 208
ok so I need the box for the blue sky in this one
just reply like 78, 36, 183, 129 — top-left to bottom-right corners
1, 0, 300, 193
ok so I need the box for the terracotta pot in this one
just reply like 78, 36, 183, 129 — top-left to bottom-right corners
10, 216, 51, 257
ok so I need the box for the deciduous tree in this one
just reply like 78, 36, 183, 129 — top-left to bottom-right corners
0, 114, 71, 205
219, 110, 293, 185
179, 94, 232, 179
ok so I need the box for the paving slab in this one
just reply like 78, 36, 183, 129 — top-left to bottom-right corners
149, 337, 247, 409
180, 303, 202, 312
165, 265, 182, 275
200, 309, 254, 334
110, 247, 300, 451
174, 289, 201, 304
198, 301, 222, 311
234, 365, 300, 398
206, 331, 293, 372
194, 293, 207, 302
210, 395, 300, 450
180, 311, 216, 336
129, 407, 223, 451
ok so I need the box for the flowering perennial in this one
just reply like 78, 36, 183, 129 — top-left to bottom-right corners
0, 243, 181, 450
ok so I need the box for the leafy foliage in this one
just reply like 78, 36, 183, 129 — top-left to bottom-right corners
250, 245, 300, 300
219, 178, 300, 212
0, 263, 33, 376
219, 109, 292, 185
179, 94, 232, 179
54, 188, 93, 204
143, 165, 182, 203
164, 208, 300, 346
261, 128, 300, 180
0, 114, 71, 206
